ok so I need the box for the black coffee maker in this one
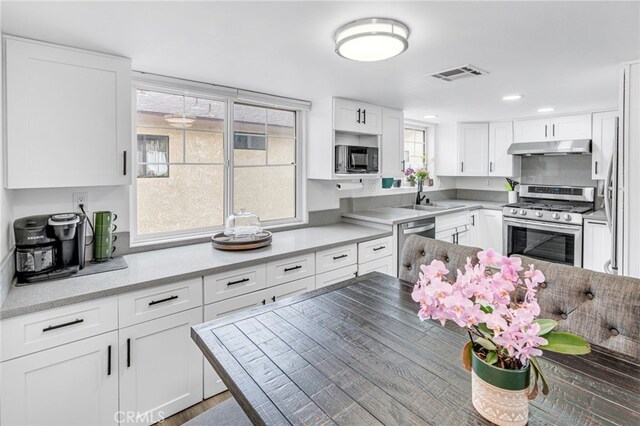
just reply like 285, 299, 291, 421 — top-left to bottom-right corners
14, 213, 87, 284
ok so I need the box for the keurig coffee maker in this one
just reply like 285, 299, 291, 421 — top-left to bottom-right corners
14, 213, 87, 283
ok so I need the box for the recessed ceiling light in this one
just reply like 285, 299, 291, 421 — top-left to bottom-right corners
537, 107, 555, 113
335, 18, 410, 62
423, 114, 438, 119
502, 94, 523, 101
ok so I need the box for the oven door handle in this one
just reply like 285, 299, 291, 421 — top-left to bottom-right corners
503, 218, 582, 233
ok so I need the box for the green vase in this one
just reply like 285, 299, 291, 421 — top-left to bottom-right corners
471, 350, 530, 426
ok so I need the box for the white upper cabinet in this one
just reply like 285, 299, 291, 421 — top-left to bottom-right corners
458, 123, 489, 176
591, 111, 618, 180
333, 98, 382, 135
4, 37, 132, 189
513, 114, 591, 143
488, 121, 519, 177
381, 108, 404, 178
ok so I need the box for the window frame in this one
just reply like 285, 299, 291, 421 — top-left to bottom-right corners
404, 120, 436, 178
130, 76, 307, 246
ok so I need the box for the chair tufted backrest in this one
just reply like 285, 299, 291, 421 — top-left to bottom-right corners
399, 235, 482, 283
400, 235, 640, 360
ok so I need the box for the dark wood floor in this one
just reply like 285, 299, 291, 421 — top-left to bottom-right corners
155, 391, 232, 426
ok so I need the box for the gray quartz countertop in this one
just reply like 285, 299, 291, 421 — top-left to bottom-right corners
584, 209, 607, 221
0, 223, 390, 319
342, 199, 505, 226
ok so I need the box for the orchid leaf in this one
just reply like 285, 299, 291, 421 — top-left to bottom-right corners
477, 323, 492, 336
540, 331, 591, 355
476, 337, 497, 351
534, 319, 558, 336
479, 305, 493, 314
530, 357, 550, 395
462, 341, 473, 372
485, 351, 498, 365
528, 364, 539, 400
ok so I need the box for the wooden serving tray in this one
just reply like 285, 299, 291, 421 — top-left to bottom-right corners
211, 231, 272, 251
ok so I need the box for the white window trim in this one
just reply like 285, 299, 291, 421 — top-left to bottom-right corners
130, 74, 308, 246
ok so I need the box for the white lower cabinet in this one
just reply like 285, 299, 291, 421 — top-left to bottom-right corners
315, 264, 358, 289
1, 331, 119, 426
478, 210, 503, 251
468, 210, 480, 247
119, 308, 203, 425
358, 256, 393, 275
583, 220, 612, 273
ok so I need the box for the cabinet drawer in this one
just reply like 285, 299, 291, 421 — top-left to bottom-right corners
358, 236, 392, 264
204, 288, 269, 321
315, 264, 358, 289
272, 276, 315, 303
204, 265, 267, 304
358, 256, 394, 276
118, 278, 203, 328
436, 212, 470, 233
1, 296, 118, 361
266, 253, 315, 287
315, 243, 357, 274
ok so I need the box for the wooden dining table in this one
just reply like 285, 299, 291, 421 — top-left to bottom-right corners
191, 272, 640, 425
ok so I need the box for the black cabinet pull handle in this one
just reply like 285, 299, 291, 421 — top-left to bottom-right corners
284, 265, 302, 272
271, 296, 276, 302
545, 125, 548, 138
373, 246, 386, 251
552, 124, 555, 137
107, 345, 112, 376
362, 109, 366, 124
333, 254, 348, 260
123, 151, 127, 176
401, 160, 406, 172
471, 215, 475, 226
356, 108, 361, 123
148, 295, 178, 306
261, 299, 266, 305
43, 318, 84, 332
461, 162, 464, 173
227, 278, 250, 286
595, 161, 598, 175
127, 338, 131, 367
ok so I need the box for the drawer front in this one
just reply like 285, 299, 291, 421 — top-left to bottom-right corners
266, 253, 315, 287
358, 236, 392, 264
436, 212, 470, 233
204, 288, 269, 321
204, 265, 267, 304
1, 296, 118, 361
358, 256, 393, 276
118, 278, 203, 328
315, 264, 358, 289
315, 243, 357, 274
271, 276, 315, 303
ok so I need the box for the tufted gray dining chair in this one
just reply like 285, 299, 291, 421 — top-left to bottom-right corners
399, 235, 640, 360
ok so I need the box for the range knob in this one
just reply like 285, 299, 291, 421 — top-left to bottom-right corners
510, 208, 517, 214
552, 213, 560, 220
519, 209, 527, 216
564, 214, 572, 221
535, 211, 543, 218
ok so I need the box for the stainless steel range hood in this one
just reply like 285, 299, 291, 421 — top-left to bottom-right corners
507, 139, 591, 156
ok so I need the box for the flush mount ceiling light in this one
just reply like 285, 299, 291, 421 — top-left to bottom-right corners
537, 107, 555, 113
502, 94, 523, 101
424, 114, 438, 119
164, 114, 196, 128
334, 18, 410, 62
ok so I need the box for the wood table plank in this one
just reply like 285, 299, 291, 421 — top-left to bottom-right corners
192, 272, 640, 426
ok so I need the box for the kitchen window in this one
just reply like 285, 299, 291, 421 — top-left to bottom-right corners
133, 81, 306, 243
404, 128, 426, 170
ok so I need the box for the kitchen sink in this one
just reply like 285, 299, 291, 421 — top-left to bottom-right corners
400, 203, 464, 211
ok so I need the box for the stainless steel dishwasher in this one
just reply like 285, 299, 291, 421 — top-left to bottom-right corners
397, 217, 436, 272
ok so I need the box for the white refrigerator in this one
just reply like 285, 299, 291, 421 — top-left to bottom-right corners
605, 61, 640, 277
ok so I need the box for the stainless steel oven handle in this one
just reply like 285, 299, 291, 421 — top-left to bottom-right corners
503, 218, 582, 232
402, 224, 436, 235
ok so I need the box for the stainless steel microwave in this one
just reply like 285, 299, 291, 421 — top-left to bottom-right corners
335, 145, 379, 174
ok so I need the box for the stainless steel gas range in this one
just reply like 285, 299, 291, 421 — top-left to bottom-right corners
503, 184, 595, 267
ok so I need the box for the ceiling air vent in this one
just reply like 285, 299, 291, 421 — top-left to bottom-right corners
428, 64, 489, 82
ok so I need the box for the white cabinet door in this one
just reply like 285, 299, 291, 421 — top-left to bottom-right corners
333, 98, 382, 135
458, 123, 489, 176
550, 114, 592, 140
381, 108, 404, 178
270, 276, 315, 303
315, 264, 358, 289
456, 228, 471, 246
479, 210, 504, 251
119, 308, 203, 425
489, 121, 517, 177
591, 111, 618, 180
513, 118, 550, 143
4, 37, 131, 189
358, 256, 394, 276
1, 331, 118, 426
468, 211, 480, 247
583, 220, 612, 273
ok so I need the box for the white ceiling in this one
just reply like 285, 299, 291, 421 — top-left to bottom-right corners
2, 1, 639, 123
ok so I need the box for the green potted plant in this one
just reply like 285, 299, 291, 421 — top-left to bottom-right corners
404, 168, 416, 186
411, 249, 590, 425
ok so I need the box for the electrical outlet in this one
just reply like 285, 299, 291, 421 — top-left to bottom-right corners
73, 192, 89, 212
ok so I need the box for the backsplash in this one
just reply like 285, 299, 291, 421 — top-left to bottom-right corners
521, 156, 597, 187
